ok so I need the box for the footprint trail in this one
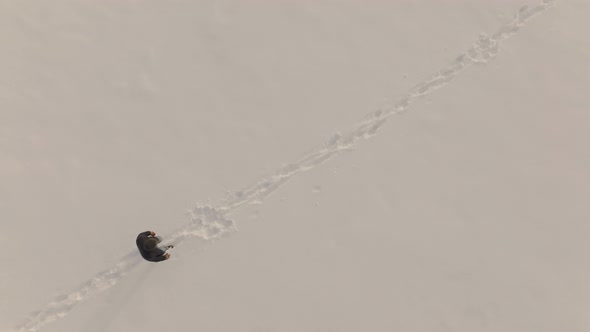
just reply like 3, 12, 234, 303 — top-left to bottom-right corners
12, 1, 554, 331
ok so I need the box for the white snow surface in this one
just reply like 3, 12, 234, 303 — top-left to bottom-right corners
2, 0, 590, 331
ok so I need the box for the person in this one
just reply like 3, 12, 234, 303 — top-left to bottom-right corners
136, 231, 173, 262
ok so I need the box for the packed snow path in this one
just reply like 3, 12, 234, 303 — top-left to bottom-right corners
13, 1, 554, 331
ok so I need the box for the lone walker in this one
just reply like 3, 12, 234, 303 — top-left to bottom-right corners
136, 231, 173, 262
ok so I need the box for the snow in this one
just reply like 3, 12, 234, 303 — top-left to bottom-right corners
2, 0, 590, 331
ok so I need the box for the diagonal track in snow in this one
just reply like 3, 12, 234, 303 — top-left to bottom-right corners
12, 1, 554, 331
211, 0, 555, 212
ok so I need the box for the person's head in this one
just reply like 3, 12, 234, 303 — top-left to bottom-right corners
144, 238, 158, 251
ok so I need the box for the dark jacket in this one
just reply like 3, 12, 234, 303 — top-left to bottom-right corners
136, 231, 167, 262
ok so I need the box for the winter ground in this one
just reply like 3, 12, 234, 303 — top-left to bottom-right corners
1, 1, 590, 331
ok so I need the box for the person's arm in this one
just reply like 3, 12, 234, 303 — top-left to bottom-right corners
138, 231, 155, 237
152, 252, 170, 262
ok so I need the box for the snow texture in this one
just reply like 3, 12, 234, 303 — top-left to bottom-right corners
2, 0, 589, 331
10, 2, 555, 331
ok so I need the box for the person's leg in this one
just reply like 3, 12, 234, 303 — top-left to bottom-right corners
155, 236, 173, 251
